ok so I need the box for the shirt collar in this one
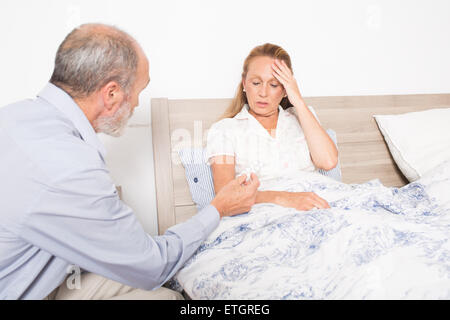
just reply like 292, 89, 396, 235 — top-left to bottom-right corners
234, 104, 285, 120
37, 83, 107, 158
234, 104, 287, 139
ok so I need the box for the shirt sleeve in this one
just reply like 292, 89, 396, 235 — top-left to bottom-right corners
206, 119, 236, 164
19, 165, 220, 291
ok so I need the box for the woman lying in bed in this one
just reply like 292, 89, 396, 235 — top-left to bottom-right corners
207, 43, 338, 212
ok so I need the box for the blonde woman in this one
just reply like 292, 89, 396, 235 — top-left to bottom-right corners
206, 43, 338, 212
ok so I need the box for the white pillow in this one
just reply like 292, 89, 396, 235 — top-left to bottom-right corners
374, 108, 450, 182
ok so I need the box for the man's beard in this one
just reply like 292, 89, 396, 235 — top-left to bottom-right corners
93, 100, 133, 137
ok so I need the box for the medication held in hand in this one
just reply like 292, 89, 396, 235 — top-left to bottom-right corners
241, 168, 254, 182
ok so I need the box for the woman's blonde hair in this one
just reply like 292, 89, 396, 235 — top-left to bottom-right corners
221, 43, 294, 119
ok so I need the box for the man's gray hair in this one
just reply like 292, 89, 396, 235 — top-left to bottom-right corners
50, 24, 138, 99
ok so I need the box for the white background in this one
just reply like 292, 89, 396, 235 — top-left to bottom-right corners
1, 0, 449, 235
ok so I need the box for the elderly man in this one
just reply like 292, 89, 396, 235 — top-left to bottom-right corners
0, 24, 259, 300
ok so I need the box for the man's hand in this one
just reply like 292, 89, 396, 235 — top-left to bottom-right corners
211, 173, 260, 218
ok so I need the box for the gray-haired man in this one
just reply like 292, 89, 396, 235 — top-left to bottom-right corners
0, 24, 259, 300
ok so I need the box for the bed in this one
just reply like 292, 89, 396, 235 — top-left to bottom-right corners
151, 94, 450, 299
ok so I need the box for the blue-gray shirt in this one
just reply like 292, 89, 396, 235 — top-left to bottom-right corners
0, 83, 220, 300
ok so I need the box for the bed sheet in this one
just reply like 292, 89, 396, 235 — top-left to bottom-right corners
174, 160, 450, 299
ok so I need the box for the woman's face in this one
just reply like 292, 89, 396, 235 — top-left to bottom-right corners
243, 56, 286, 117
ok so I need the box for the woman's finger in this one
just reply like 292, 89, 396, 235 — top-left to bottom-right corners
271, 62, 284, 76
312, 193, 330, 209
272, 63, 290, 81
306, 193, 323, 209
272, 71, 287, 86
271, 64, 289, 83
280, 60, 293, 78
275, 59, 292, 77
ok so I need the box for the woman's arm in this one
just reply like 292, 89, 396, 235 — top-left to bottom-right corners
272, 59, 338, 171
210, 156, 329, 210
257, 191, 330, 210
210, 155, 236, 193
294, 102, 338, 171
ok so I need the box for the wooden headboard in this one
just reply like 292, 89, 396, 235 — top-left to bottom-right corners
151, 94, 450, 235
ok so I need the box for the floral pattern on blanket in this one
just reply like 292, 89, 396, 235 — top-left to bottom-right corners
174, 160, 450, 299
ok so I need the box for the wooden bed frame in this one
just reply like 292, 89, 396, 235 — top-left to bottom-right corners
151, 94, 450, 235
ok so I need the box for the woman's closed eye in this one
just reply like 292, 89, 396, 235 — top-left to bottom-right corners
252, 82, 279, 88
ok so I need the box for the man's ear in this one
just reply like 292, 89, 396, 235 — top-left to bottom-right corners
99, 81, 125, 115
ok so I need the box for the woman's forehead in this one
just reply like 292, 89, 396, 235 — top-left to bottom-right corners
247, 56, 277, 80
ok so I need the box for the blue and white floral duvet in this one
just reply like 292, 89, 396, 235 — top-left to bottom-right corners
175, 160, 450, 299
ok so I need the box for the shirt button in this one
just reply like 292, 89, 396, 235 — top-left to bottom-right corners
193, 177, 198, 183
